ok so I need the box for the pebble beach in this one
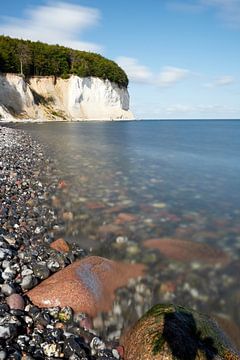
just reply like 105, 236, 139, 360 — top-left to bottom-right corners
0, 126, 126, 359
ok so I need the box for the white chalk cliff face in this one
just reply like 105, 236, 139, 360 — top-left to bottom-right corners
0, 74, 134, 121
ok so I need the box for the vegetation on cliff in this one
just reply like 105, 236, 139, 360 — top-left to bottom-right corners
0, 36, 128, 88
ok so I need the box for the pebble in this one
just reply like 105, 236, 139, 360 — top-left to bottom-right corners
20, 275, 35, 290
6, 294, 25, 310
1, 284, 16, 296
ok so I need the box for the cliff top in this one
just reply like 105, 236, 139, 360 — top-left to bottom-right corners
0, 35, 128, 88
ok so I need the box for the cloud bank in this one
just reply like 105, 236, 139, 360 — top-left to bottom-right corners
0, 1, 102, 52
116, 57, 190, 87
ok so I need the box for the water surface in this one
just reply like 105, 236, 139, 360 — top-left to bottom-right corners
15, 120, 240, 341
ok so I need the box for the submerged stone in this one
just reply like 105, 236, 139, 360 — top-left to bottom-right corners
123, 304, 240, 360
143, 238, 230, 265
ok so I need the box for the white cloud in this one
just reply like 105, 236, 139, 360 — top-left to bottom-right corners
116, 57, 190, 87
168, 0, 240, 27
204, 75, 235, 87
116, 57, 153, 83
157, 66, 190, 86
137, 103, 240, 119
215, 75, 235, 86
0, 1, 101, 52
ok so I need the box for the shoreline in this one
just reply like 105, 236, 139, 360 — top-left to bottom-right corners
0, 125, 123, 359
0, 118, 137, 124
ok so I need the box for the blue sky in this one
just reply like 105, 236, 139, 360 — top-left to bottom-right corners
1, 0, 240, 119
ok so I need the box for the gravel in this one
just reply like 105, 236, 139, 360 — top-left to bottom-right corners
0, 126, 122, 359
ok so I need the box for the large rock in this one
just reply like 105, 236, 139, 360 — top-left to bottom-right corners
144, 238, 230, 265
27, 256, 144, 317
123, 304, 240, 360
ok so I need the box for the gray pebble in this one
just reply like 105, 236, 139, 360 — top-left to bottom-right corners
0, 325, 11, 339
21, 275, 34, 290
1, 284, 16, 296
0, 350, 7, 360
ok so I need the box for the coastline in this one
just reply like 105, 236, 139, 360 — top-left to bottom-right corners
0, 125, 123, 359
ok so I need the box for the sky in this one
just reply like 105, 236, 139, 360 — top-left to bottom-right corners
0, 0, 240, 119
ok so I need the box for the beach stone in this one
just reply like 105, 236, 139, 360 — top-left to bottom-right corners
27, 256, 145, 317
123, 304, 240, 360
6, 294, 25, 310
115, 213, 138, 224
98, 224, 122, 235
50, 238, 70, 253
143, 238, 230, 265
1, 283, 16, 296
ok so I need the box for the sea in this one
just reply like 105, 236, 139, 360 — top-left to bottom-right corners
14, 119, 240, 341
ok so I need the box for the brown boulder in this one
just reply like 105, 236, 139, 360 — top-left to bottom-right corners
27, 256, 145, 317
143, 238, 230, 265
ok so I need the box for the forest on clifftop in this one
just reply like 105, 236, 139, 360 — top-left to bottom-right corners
0, 36, 128, 88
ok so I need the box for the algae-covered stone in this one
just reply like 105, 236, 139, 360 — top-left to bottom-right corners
124, 304, 240, 360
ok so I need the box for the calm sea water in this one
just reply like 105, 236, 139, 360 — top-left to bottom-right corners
15, 120, 240, 342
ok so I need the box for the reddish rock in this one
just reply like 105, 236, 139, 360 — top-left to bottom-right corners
6, 294, 25, 310
115, 213, 138, 224
58, 180, 67, 189
27, 256, 145, 317
98, 224, 123, 235
86, 202, 106, 210
105, 205, 127, 214
50, 238, 70, 253
62, 212, 74, 221
143, 238, 230, 264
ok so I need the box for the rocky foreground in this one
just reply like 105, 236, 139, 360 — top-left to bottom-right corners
0, 126, 239, 360
0, 126, 128, 359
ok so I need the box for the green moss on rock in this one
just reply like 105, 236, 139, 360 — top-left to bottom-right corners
124, 304, 240, 360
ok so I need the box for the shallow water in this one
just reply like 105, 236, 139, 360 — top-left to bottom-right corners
14, 120, 240, 342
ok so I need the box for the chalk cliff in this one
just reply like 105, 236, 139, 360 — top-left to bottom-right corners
0, 74, 134, 121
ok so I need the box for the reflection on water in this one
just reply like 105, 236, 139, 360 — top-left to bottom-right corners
15, 120, 240, 344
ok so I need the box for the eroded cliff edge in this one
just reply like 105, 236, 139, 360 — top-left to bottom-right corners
0, 73, 134, 121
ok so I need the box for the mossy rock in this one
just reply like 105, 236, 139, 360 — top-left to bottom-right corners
123, 304, 240, 360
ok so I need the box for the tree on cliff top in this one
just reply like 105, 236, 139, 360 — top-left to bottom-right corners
0, 36, 129, 88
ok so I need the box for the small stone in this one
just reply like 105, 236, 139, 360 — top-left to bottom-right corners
21, 275, 35, 290
90, 337, 106, 356
33, 262, 50, 280
116, 236, 128, 244
0, 303, 10, 315
1, 283, 15, 296
50, 239, 70, 253
21, 268, 33, 277
64, 336, 87, 357
152, 202, 167, 208
112, 349, 120, 359
58, 306, 73, 323
6, 294, 25, 310
0, 351, 7, 360
0, 325, 11, 339
47, 260, 60, 272
41, 342, 62, 357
